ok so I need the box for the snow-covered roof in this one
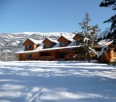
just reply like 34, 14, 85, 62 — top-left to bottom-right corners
52, 43, 60, 48
16, 39, 79, 54
28, 38, 42, 44
16, 44, 81, 54
98, 39, 113, 46
97, 39, 115, 59
39, 45, 81, 52
89, 47, 98, 55
68, 41, 75, 46
46, 38, 58, 43
35, 43, 43, 50
17, 33, 101, 54
57, 34, 75, 42
97, 46, 108, 58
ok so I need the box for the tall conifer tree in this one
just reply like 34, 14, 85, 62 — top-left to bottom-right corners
100, 0, 116, 39
75, 13, 100, 61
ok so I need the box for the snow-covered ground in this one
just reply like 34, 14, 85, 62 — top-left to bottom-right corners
0, 61, 116, 102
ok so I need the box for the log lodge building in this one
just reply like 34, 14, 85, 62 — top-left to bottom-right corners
16, 34, 116, 63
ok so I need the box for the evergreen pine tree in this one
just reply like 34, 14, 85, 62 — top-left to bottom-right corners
75, 13, 100, 62
100, 0, 116, 39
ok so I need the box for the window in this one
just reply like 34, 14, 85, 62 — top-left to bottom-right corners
60, 42, 65, 47
45, 44, 50, 48
27, 44, 32, 48
75, 40, 80, 45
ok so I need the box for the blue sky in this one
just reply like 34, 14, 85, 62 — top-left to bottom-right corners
0, 0, 115, 33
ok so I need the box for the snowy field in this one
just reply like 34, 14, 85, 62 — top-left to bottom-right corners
0, 61, 116, 102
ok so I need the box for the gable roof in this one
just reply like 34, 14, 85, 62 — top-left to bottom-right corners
57, 35, 71, 42
23, 38, 42, 45
42, 38, 58, 44
29, 38, 42, 44
16, 36, 77, 54
73, 33, 83, 40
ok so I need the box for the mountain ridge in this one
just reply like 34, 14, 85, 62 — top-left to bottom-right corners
0, 32, 74, 48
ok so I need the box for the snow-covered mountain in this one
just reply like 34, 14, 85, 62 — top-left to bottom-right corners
0, 32, 74, 48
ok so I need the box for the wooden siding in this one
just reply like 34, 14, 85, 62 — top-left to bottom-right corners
18, 47, 98, 61
19, 53, 39, 61
98, 49, 116, 63
39, 50, 55, 60
73, 34, 81, 41
109, 49, 116, 62
32, 53, 39, 60
98, 54, 109, 63
19, 54, 26, 61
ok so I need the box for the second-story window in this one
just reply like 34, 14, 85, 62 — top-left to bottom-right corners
75, 40, 80, 45
60, 42, 65, 47
27, 44, 32, 48
45, 44, 50, 48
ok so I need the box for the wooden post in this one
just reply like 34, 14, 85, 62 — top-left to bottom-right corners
110, 48, 114, 62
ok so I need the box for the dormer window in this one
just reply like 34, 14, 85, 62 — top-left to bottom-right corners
75, 40, 80, 45
27, 44, 32, 48
60, 42, 65, 47
45, 44, 50, 48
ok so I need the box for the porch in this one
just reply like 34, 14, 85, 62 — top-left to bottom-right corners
39, 49, 69, 61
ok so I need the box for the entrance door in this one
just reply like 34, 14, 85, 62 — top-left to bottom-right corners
26, 54, 32, 60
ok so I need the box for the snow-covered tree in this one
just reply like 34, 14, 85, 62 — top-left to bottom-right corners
79, 13, 100, 45
100, 0, 116, 39
75, 13, 100, 62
